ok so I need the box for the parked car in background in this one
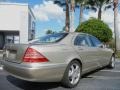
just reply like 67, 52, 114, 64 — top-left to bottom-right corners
1, 32, 115, 88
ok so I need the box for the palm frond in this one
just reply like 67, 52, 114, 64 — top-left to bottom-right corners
104, 5, 112, 10
105, 0, 112, 4
54, 1, 63, 6
75, 0, 84, 4
91, 6, 97, 12
85, 6, 90, 9
87, 0, 96, 6
86, 6, 97, 12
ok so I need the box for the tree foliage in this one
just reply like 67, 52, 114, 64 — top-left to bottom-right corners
76, 18, 113, 43
46, 30, 55, 34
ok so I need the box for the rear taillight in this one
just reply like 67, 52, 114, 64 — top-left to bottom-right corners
23, 48, 48, 63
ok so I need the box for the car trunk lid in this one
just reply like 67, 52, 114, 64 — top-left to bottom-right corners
3, 44, 29, 63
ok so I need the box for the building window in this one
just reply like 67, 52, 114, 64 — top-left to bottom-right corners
28, 13, 35, 41
14, 36, 20, 44
5, 36, 14, 44
5, 35, 19, 44
28, 14, 32, 41
32, 21, 35, 31
31, 21, 35, 40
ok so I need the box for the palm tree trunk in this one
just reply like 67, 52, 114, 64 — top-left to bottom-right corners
70, 0, 75, 32
98, 6, 102, 20
65, 0, 70, 32
114, 0, 119, 52
79, 4, 84, 24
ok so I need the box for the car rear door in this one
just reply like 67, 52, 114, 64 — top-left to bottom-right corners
73, 34, 100, 72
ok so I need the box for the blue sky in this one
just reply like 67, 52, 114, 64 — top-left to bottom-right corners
5, 0, 84, 37
30, 0, 80, 37
3, 0, 120, 37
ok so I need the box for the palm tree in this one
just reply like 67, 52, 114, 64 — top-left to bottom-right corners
70, 0, 75, 32
52, 0, 70, 32
65, 0, 70, 32
75, 0, 89, 24
88, 0, 112, 20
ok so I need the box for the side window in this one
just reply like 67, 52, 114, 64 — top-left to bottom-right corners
74, 35, 89, 47
90, 36, 102, 47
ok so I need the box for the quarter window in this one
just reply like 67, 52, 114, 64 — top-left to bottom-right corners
89, 36, 102, 47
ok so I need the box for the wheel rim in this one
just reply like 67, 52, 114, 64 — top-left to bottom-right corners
68, 63, 80, 85
111, 56, 115, 67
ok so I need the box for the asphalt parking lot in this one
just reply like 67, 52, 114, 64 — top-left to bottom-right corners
0, 60, 120, 90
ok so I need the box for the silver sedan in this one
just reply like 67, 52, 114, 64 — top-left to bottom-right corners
2, 32, 115, 88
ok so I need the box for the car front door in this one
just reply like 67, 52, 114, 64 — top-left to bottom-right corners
74, 34, 100, 72
89, 35, 111, 66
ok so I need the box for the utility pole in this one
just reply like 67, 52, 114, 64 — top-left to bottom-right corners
114, 0, 119, 53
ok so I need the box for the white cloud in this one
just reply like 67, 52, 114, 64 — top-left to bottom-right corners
33, 1, 65, 21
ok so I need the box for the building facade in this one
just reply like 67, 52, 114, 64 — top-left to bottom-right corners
0, 3, 35, 49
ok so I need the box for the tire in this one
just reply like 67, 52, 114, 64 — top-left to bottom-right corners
61, 60, 81, 88
107, 55, 115, 69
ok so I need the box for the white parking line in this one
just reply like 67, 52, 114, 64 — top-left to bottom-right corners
115, 60, 120, 62
0, 67, 3, 70
88, 76, 120, 79
101, 70, 120, 73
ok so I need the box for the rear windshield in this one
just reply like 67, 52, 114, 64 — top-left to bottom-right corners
30, 33, 68, 43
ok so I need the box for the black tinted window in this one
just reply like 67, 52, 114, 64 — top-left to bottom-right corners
90, 36, 102, 47
74, 35, 89, 46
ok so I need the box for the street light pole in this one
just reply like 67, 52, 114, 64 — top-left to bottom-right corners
114, 0, 119, 53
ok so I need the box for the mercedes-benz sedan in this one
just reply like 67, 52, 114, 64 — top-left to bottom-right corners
2, 33, 115, 88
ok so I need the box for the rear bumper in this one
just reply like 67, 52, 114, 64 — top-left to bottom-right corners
2, 60, 67, 82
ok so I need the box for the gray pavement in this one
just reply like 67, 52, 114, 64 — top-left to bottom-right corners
0, 60, 120, 90
0, 50, 3, 60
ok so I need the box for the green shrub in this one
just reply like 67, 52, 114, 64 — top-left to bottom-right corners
76, 18, 113, 43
